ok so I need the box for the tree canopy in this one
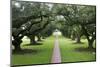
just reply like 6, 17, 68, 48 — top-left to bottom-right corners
12, 1, 96, 51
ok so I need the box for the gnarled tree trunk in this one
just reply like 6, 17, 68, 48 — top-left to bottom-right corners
88, 39, 94, 49
12, 35, 23, 51
29, 35, 36, 44
37, 34, 41, 41
81, 25, 95, 49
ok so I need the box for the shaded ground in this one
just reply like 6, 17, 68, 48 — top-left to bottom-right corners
12, 49, 39, 55
23, 42, 43, 46
75, 47, 96, 52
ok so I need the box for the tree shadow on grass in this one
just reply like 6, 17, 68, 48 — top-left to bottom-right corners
75, 47, 96, 52
72, 42, 84, 44
38, 40, 44, 42
23, 42, 43, 46
12, 49, 40, 55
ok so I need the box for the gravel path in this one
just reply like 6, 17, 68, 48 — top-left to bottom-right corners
51, 36, 61, 63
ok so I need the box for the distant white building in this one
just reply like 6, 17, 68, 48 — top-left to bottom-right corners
53, 29, 62, 36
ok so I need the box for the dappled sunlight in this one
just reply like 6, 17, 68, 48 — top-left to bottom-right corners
21, 36, 30, 45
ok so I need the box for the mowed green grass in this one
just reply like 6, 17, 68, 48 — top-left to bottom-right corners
12, 35, 96, 66
59, 36, 96, 63
12, 36, 54, 66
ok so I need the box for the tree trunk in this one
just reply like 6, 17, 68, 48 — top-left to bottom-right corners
14, 43, 21, 51
29, 35, 36, 44
88, 39, 94, 49
71, 32, 76, 40
81, 25, 95, 49
12, 39, 22, 51
37, 35, 41, 41
76, 35, 81, 43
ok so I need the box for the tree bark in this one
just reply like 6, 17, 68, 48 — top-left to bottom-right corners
76, 35, 81, 43
88, 39, 94, 49
37, 35, 41, 41
12, 38, 22, 51
81, 25, 95, 49
29, 35, 36, 44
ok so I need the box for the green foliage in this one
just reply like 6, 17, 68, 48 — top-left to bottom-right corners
54, 4, 96, 44
12, 0, 96, 51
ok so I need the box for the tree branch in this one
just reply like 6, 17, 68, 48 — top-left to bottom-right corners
12, 14, 49, 28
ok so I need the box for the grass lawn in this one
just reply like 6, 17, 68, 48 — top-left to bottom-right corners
12, 35, 96, 66
59, 36, 96, 63
12, 36, 54, 66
